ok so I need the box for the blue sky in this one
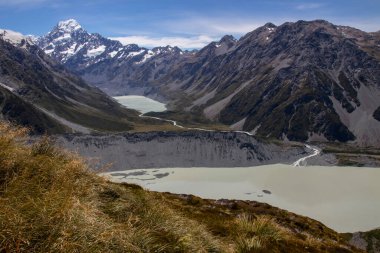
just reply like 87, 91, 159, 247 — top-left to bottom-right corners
1, 0, 379, 49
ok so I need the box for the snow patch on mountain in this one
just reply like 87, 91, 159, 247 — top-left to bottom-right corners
127, 49, 145, 58
108, 50, 118, 58
53, 33, 71, 42
86, 45, 106, 58
0, 29, 34, 47
57, 19, 81, 33
136, 50, 155, 64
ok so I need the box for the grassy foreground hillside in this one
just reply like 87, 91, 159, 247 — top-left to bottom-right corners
0, 122, 362, 253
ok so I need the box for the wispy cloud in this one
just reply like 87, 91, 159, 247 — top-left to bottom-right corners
296, 3, 323, 10
107, 14, 286, 49
109, 35, 218, 49
161, 16, 266, 36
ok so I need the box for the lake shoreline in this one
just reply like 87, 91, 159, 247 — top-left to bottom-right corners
101, 165, 380, 233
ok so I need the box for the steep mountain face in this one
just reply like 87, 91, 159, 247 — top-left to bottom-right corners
37, 19, 189, 97
152, 21, 380, 147
0, 29, 148, 134
37, 19, 123, 66
41, 20, 380, 146
153, 21, 380, 147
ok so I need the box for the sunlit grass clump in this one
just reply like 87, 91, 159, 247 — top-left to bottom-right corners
235, 214, 287, 252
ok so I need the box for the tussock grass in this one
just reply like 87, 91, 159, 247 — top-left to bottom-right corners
234, 214, 287, 253
0, 122, 225, 252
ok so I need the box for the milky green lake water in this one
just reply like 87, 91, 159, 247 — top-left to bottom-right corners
110, 95, 380, 232
113, 95, 166, 114
102, 165, 380, 233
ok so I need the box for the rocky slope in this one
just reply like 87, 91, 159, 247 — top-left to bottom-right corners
0, 28, 164, 134
57, 131, 311, 171
347, 228, 380, 253
155, 20, 380, 147
40, 20, 380, 147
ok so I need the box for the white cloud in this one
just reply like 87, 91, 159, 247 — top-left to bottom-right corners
162, 17, 265, 36
296, 3, 323, 10
108, 16, 283, 49
109, 35, 218, 49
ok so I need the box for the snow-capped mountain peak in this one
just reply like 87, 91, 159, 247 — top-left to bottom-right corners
37, 20, 187, 88
0, 29, 35, 47
38, 19, 186, 67
57, 19, 82, 33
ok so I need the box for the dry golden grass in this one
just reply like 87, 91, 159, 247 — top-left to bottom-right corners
0, 122, 226, 253
234, 214, 287, 253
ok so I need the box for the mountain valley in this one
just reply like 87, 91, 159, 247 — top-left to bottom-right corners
1, 13, 379, 253
0, 28, 174, 134
37, 19, 380, 147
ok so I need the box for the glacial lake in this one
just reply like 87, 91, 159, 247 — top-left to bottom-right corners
102, 165, 380, 233
111, 95, 380, 232
113, 95, 166, 113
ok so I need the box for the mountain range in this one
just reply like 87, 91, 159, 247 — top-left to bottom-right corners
36, 19, 380, 146
1, 18, 379, 253
37, 19, 187, 97
1, 19, 379, 147
0, 27, 164, 134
